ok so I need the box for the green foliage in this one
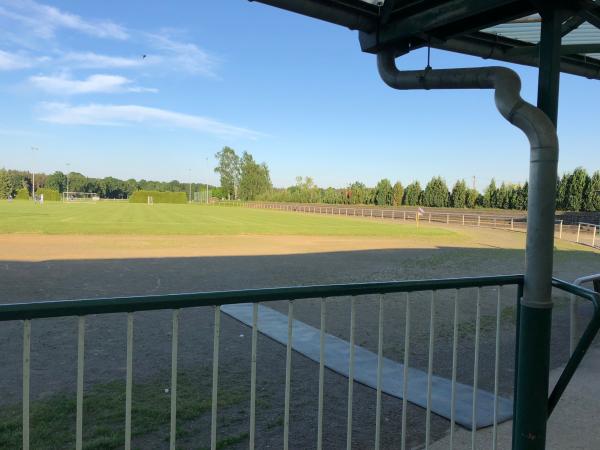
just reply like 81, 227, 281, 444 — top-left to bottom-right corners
450, 180, 468, 208
482, 179, 497, 208
375, 178, 393, 206
565, 167, 588, 212
214, 146, 241, 200
35, 188, 60, 201
392, 182, 404, 207
465, 188, 479, 208
129, 190, 187, 204
45, 171, 67, 192
239, 152, 271, 201
0, 169, 11, 199
349, 182, 367, 205
404, 181, 422, 206
583, 170, 600, 212
422, 176, 449, 207
510, 183, 528, 210
15, 188, 30, 200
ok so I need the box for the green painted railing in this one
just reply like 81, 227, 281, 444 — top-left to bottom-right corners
1, 274, 599, 450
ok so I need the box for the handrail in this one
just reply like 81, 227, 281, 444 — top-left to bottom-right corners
0, 274, 524, 322
548, 277, 600, 415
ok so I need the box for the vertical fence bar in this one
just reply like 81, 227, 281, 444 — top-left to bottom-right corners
425, 291, 436, 450
472, 288, 481, 450
22, 319, 31, 450
375, 295, 384, 450
346, 297, 356, 450
250, 303, 258, 450
125, 313, 133, 450
593, 226, 597, 247
283, 301, 294, 450
492, 287, 502, 450
576, 223, 581, 243
169, 310, 179, 450
317, 298, 326, 450
76, 316, 85, 450
559, 220, 563, 239
450, 290, 460, 450
401, 292, 410, 450
211, 306, 221, 450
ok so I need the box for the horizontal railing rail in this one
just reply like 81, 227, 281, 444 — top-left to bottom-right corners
0, 274, 524, 321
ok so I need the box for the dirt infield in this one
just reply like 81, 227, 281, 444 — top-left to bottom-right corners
1, 226, 598, 449
1, 221, 590, 263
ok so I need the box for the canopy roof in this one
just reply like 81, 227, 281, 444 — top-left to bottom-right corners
255, 0, 600, 79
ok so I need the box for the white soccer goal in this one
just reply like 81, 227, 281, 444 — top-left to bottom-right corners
62, 192, 100, 202
147, 195, 154, 205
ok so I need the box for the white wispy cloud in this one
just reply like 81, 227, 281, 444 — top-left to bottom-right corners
29, 73, 157, 95
0, 0, 128, 40
37, 103, 262, 139
61, 52, 146, 69
0, 49, 33, 70
146, 32, 219, 77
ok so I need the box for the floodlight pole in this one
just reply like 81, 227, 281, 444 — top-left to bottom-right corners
206, 157, 209, 204
30, 147, 38, 201
512, 7, 561, 450
66, 163, 70, 198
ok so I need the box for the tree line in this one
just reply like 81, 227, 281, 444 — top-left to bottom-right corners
254, 168, 600, 212
0, 168, 214, 200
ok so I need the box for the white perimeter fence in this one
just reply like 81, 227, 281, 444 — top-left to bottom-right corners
217, 201, 600, 251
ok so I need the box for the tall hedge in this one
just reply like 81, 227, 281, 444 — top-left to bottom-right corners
15, 188, 30, 200
35, 188, 60, 201
129, 190, 187, 204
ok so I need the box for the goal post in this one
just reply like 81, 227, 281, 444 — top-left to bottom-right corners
62, 192, 100, 202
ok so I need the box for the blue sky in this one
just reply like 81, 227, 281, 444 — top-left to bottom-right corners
0, 0, 598, 190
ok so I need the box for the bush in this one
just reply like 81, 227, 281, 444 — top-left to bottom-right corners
129, 190, 187, 204
15, 188, 30, 200
35, 188, 60, 201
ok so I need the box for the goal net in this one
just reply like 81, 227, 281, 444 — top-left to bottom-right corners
63, 192, 100, 202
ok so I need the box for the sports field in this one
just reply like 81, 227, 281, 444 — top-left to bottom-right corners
1, 200, 598, 449
0, 201, 456, 237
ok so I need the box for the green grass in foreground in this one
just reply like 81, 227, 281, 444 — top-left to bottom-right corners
0, 368, 267, 450
0, 201, 459, 238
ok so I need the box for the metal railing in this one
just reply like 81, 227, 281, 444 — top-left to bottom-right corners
1, 274, 599, 450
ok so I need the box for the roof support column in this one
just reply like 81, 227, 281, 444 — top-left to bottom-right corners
513, 7, 561, 450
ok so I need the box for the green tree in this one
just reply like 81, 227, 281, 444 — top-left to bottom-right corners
46, 171, 67, 192
496, 183, 511, 209
450, 180, 468, 208
392, 182, 404, 207
375, 179, 393, 206
214, 147, 241, 200
422, 176, 449, 207
465, 188, 479, 208
404, 181, 422, 206
482, 179, 497, 208
583, 171, 600, 211
239, 152, 271, 201
15, 188, 30, 200
349, 182, 367, 204
556, 174, 568, 210
565, 167, 589, 211
0, 169, 11, 199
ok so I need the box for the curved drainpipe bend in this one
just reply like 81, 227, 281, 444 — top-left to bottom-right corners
377, 49, 558, 309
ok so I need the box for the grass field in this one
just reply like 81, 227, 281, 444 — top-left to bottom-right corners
0, 201, 457, 237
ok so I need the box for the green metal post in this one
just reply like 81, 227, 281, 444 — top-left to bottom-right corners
513, 7, 561, 450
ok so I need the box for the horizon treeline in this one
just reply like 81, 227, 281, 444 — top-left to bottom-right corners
2, 151, 599, 211
0, 168, 215, 200
256, 169, 600, 212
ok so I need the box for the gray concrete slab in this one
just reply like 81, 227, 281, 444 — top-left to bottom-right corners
221, 303, 513, 429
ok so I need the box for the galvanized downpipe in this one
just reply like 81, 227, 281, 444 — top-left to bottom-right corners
378, 49, 559, 448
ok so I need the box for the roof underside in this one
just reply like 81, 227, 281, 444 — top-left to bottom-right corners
255, 0, 600, 79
